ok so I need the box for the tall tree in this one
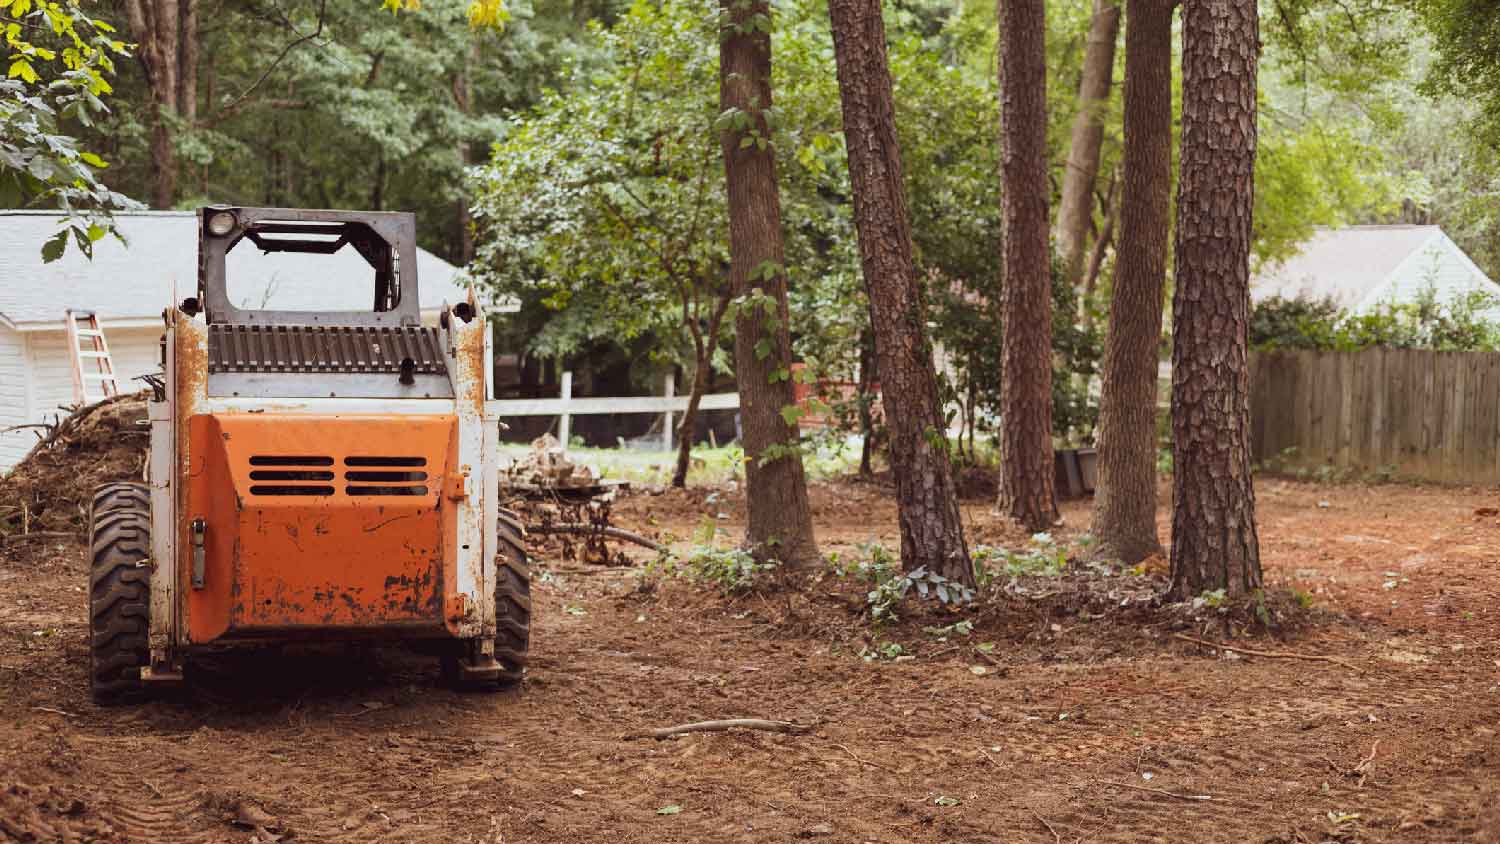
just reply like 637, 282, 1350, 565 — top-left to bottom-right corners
1089, 0, 1173, 564
1054, 0, 1121, 287
1169, 0, 1262, 597
718, 0, 820, 568
827, 0, 972, 583
997, 0, 1059, 531
121, 0, 200, 208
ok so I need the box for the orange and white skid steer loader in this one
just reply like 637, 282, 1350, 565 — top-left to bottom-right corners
88, 206, 530, 704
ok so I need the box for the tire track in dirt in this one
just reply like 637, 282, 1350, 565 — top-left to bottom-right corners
74, 737, 220, 844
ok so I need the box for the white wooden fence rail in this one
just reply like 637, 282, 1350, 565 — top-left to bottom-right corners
491, 371, 739, 452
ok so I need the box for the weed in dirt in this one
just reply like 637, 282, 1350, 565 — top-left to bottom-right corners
647, 544, 779, 594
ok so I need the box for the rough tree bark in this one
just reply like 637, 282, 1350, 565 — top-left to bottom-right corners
1055, 0, 1121, 287
827, 0, 972, 583
997, 0, 1059, 532
1169, 0, 1263, 597
718, 0, 820, 568
123, 0, 196, 208
857, 329, 877, 478
1089, 0, 1173, 565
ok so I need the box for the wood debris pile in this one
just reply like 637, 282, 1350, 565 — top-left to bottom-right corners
0, 393, 148, 538
502, 434, 599, 489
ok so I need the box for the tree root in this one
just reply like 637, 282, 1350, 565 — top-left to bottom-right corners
1171, 633, 1359, 670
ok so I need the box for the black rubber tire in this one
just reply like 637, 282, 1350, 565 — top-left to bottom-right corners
443, 509, 531, 690
493, 507, 532, 683
88, 482, 152, 705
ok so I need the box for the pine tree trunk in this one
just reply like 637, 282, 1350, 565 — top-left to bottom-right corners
1169, 0, 1262, 598
997, 0, 1059, 532
1054, 0, 1120, 286
719, 0, 820, 568
1089, 0, 1172, 565
828, 0, 972, 583
857, 329, 876, 478
123, 0, 190, 209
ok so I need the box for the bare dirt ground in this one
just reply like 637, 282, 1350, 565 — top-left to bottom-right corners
2, 476, 1499, 843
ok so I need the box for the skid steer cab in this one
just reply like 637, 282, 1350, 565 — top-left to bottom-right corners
88, 206, 530, 704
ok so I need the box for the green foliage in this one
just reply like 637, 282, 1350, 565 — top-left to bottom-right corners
971, 532, 1070, 586
833, 541, 974, 623
1, 0, 138, 259
1251, 288, 1500, 352
1415, 0, 1500, 146
930, 254, 1101, 448
651, 545, 777, 594
470, 0, 730, 374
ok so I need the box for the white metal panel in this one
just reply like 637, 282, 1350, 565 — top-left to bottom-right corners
0, 325, 31, 471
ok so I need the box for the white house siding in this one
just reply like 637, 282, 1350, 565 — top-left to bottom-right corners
0, 325, 33, 470
1356, 234, 1497, 314
24, 325, 162, 420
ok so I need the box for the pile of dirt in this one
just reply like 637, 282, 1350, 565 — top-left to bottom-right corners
0, 393, 149, 539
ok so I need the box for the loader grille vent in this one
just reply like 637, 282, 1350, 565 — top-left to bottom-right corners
207, 324, 448, 375
343, 456, 429, 496
248, 455, 336, 496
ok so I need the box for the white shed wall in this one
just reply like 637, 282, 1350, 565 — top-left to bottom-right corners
0, 325, 33, 470
1357, 235, 1500, 314
1, 324, 162, 473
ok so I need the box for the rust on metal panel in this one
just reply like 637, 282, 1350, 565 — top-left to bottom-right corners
184, 413, 460, 642
174, 313, 208, 646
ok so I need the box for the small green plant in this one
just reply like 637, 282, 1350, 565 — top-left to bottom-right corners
653, 545, 777, 594
830, 541, 900, 584
1193, 588, 1228, 610
922, 620, 974, 639
867, 565, 975, 623
972, 533, 1070, 582
1291, 587, 1315, 609
858, 641, 908, 661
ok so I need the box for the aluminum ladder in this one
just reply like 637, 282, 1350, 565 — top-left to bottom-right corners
64, 309, 121, 405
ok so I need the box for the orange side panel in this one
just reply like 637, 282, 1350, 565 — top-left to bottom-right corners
184, 414, 461, 643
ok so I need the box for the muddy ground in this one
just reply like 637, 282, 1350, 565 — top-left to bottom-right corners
2, 477, 1498, 843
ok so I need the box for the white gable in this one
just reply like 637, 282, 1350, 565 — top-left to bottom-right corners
1355, 231, 1499, 314
1252, 225, 1499, 313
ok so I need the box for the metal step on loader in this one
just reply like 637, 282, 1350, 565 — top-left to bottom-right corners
89, 206, 530, 703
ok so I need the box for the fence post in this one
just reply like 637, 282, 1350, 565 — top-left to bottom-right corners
558, 371, 573, 452
663, 373, 676, 453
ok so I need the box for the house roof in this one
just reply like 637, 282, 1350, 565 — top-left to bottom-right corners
0, 210, 501, 330
1251, 225, 1482, 308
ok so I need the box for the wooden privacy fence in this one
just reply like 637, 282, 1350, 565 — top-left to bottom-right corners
1249, 348, 1500, 484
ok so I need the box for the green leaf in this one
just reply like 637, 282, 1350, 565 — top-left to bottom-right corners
753, 337, 772, 360
40, 230, 68, 263
79, 151, 107, 168
934, 796, 961, 807
656, 804, 683, 815
779, 404, 804, 426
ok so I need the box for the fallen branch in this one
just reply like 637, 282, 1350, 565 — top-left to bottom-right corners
1171, 633, 1358, 670
1355, 739, 1380, 788
526, 523, 661, 552
1098, 779, 1212, 802
1030, 808, 1062, 844
833, 742, 895, 773
32, 706, 76, 718
623, 718, 813, 741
